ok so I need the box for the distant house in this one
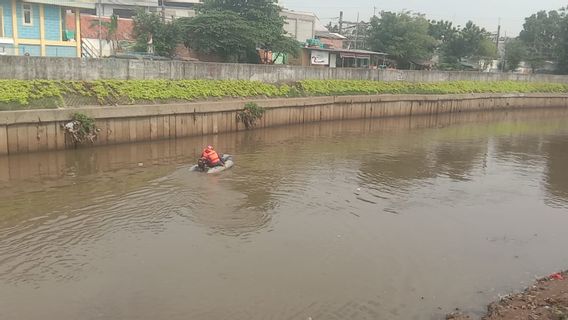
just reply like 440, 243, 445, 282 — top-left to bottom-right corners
79, 0, 152, 18
158, 0, 201, 19
315, 31, 346, 49
0, 0, 92, 57
76, 0, 201, 58
67, 12, 136, 58
284, 15, 386, 68
81, 0, 201, 20
290, 47, 387, 69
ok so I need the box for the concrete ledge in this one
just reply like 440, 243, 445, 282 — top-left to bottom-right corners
2, 93, 567, 125
1, 93, 568, 155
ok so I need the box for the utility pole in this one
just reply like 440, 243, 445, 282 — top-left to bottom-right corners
496, 18, 501, 51
339, 11, 344, 34
496, 18, 502, 72
373, 6, 377, 17
354, 12, 360, 49
98, 0, 102, 58
502, 31, 507, 72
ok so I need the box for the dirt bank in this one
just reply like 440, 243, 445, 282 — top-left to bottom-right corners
448, 271, 568, 320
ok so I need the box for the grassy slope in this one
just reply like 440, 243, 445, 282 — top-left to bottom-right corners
1, 80, 567, 111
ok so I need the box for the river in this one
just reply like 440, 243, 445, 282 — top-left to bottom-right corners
1, 109, 568, 320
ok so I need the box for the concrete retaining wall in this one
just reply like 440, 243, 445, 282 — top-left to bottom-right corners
2, 56, 568, 83
1, 93, 568, 155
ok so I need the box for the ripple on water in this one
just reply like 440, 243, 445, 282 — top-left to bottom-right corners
0, 180, 184, 284
1, 110, 568, 320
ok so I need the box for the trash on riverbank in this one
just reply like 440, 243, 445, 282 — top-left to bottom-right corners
448, 270, 568, 320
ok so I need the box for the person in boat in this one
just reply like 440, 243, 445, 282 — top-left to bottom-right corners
200, 145, 225, 168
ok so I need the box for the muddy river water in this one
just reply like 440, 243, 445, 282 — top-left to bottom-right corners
1, 109, 568, 320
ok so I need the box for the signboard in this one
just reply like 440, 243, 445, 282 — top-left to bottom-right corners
310, 50, 329, 65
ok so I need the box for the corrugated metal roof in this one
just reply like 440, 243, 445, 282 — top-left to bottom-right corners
22, 0, 97, 9
101, 0, 159, 5
281, 9, 317, 18
98, 0, 159, 6
22, 0, 161, 8
306, 47, 388, 56
315, 31, 347, 40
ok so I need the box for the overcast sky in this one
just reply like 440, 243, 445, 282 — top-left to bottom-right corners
280, 0, 567, 36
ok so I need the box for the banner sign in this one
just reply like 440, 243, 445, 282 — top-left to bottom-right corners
310, 50, 329, 65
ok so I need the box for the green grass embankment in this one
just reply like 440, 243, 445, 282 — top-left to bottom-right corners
1, 80, 567, 111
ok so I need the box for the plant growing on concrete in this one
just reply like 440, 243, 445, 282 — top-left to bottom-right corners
296, 80, 568, 96
236, 102, 265, 129
63, 112, 99, 145
1, 80, 568, 111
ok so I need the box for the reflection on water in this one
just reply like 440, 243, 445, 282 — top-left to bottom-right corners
1, 109, 568, 320
544, 137, 568, 208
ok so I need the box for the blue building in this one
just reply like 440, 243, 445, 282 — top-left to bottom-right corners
0, 0, 93, 57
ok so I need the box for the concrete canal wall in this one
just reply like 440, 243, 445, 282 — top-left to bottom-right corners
2, 56, 568, 83
1, 93, 568, 155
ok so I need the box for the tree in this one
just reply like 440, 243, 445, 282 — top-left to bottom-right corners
428, 20, 458, 43
428, 20, 460, 68
181, 0, 299, 63
452, 22, 487, 59
91, 14, 119, 55
519, 10, 562, 72
475, 38, 498, 69
132, 11, 182, 58
556, 9, 568, 74
269, 35, 301, 63
503, 38, 527, 71
459, 22, 494, 58
326, 22, 340, 33
179, 11, 257, 62
368, 11, 437, 69
435, 21, 496, 69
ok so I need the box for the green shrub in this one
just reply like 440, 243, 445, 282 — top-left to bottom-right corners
296, 80, 568, 96
236, 102, 265, 129
0, 79, 567, 110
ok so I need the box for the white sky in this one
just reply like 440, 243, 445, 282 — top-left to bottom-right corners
280, 0, 567, 36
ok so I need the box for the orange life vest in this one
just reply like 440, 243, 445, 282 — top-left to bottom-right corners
202, 149, 220, 166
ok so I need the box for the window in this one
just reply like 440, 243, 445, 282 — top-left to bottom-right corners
22, 3, 32, 26
81, 9, 96, 16
113, 9, 135, 19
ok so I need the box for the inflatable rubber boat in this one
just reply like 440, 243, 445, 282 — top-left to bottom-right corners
190, 154, 234, 174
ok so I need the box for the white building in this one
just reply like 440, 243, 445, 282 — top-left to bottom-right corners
86, 0, 201, 20
281, 9, 319, 43
159, 0, 201, 19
